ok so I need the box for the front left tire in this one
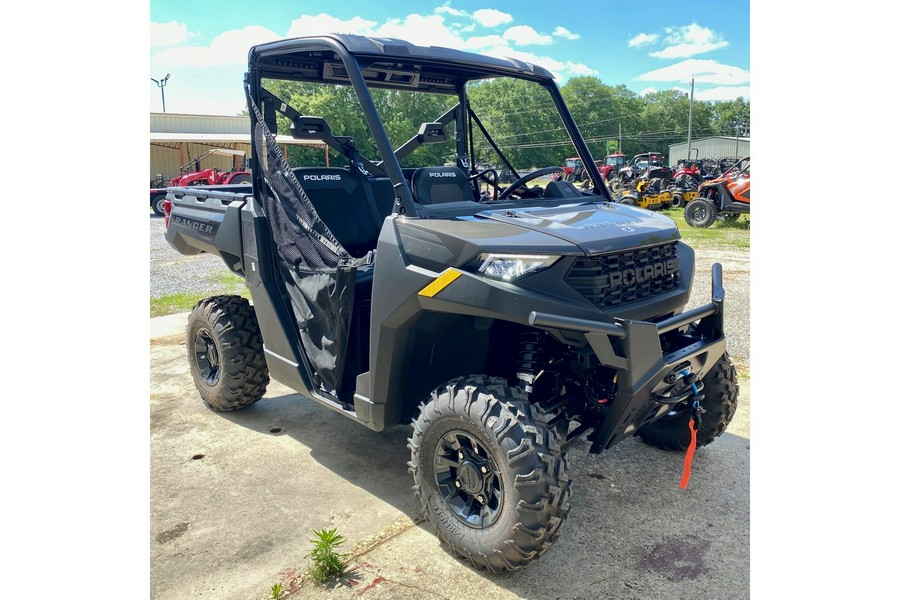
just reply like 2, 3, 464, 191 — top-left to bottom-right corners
409, 375, 571, 572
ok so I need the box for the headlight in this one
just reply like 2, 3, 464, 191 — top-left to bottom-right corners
477, 253, 559, 281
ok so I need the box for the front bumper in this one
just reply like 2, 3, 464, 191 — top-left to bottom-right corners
529, 263, 727, 452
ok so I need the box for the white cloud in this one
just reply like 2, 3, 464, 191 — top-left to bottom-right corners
480, 45, 597, 79
375, 15, 462, 47
565, 62, 598, 76
639, 87, 658, 96
636, 59, 750, 86
553, 26, 579, 40
628, 33, 658, 47
473, 8, 513, 28
150, 21, 196, 47
464, 34, 507, 49
503, 25, 553, 46
650, 23, 728, 58
695, 86, 751, 101
153, 26, 281, 67
435, 3, 468, 17
286, 14, 377, 37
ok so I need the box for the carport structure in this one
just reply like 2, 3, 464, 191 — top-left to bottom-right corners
149, 112, 328, 183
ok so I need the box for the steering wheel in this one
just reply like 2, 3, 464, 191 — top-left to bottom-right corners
468, 168, 499, 201
498, 166, 565, 200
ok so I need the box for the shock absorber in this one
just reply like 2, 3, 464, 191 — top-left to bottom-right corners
516, 331, 546, 393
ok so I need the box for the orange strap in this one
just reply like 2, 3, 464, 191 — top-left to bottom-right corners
679, 419, 698, 490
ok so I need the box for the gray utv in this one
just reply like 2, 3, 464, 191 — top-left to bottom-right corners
163, 34, 738, 572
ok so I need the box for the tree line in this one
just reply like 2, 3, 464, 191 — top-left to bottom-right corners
263, 76, 750, 170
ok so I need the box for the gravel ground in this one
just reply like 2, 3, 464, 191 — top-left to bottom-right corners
150, 214, 244, 299
149, 212, 750, 371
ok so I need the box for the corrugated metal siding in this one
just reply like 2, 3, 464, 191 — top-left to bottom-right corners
150, 113, 250, 135
149, 113, 328, 182
668, 136, 750, 166
149, 141, 251, 183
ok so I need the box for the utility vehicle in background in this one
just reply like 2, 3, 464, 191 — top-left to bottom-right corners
684, 156, 750, 227
150, 148, 251, 215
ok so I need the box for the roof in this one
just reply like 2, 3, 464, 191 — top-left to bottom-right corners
149, 112, 326, 146
149, 132, 325, 145
249, 33, 558, 90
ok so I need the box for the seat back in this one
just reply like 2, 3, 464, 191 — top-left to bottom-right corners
292, 167, 386, 258
411, 167, 474, 205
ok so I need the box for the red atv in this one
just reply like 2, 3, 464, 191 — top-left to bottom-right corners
150, 148, 251, 216
684, 156, 750, 227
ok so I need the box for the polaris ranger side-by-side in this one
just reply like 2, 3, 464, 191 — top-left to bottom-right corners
163, 34, 738, 572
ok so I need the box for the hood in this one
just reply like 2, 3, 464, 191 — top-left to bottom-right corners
476, 202, 680, 255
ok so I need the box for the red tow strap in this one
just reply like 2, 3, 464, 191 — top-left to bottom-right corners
679, 419, 698, 490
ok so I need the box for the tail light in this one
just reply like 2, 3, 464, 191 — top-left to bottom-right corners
163, 199, 172, 228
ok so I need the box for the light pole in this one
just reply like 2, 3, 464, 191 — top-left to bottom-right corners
151, 73, 171, 113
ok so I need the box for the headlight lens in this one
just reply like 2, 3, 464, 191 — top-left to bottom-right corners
477, 253, 559, 281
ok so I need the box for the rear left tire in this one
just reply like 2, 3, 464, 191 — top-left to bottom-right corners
187, 295, 269, 411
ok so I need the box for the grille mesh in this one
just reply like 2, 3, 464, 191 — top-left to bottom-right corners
566, 243, 680, 309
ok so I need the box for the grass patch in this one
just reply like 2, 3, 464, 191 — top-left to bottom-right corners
660, 207, 750, 250
150, 286, 250, 318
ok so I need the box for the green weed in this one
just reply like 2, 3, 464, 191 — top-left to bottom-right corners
306, 528, 349, 585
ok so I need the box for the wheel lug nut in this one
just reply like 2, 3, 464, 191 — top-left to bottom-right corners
458, 452, 464, 461
480, 466, 488, 474
477, 495, 485, 504
455, 480, 461, 488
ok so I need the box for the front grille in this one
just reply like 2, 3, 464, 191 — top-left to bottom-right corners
566, 242, 681, 309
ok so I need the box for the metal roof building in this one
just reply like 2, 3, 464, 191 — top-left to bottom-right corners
667, 136, 750, 166
149, 112, 327, 183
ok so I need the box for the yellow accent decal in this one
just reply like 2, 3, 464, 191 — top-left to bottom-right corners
418, 269, 463, 298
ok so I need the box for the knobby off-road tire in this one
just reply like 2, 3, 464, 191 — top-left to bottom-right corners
684, 198, 717, 228
671, 193, 684, 208
187, 295, 269, 412
409, 375, 571, 572
619, 196, 638, 206
637, 353, 739, 451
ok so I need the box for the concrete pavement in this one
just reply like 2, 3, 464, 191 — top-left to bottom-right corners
150, 312, 750, 600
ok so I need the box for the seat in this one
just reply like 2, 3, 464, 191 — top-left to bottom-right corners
410, 166, 475, 205
291, 167, 391, 258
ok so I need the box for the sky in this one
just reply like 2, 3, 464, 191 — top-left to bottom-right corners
149, 0, 750, 115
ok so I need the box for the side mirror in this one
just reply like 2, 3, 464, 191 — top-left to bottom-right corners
291, 116, 331, 140
417, 122, 446, 144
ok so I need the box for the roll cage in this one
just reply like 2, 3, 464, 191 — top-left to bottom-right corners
245, 34, 612, 217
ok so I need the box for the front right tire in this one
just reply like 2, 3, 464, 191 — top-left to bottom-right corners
409, 375, 571, 572
637, 353, 739, 450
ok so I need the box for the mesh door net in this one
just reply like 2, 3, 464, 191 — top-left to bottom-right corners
248, 89, 359, 396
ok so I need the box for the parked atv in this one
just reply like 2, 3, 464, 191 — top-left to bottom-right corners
684, 156, 750, 227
